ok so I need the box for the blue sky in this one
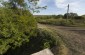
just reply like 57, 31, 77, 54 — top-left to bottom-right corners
33, 0, 85, 15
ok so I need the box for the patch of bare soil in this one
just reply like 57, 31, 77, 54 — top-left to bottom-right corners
38, 24, 85, 55
54, 26, 85, 35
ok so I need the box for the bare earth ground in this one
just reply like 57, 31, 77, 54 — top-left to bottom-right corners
38, 24, 85, 55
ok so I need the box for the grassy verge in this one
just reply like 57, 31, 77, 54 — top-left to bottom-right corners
37, 18, 85, 27
38, 27, 69, 55
49, 29, 68, 55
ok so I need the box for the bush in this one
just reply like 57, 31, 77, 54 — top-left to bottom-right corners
38, 19, 74, 26
0, 8, 37, 54
4, 29, 56, 55
74, 16, 84, 20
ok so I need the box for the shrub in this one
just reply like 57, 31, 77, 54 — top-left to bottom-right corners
0, 8, 37, 54
38, 19, 74, 26
4, 29, 56, 55
74, 16, 84, 20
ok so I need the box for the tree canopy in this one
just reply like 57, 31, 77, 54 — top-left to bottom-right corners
0, 0, 38, 54
64, 13, 78, 19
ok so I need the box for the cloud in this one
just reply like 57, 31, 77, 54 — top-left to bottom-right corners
55, 0, 85, 15
55, 0, 67, 9
37, 0, 49, 6
34, 0, 85, 15
70, 2, 80, 11
56, 0, 66, 3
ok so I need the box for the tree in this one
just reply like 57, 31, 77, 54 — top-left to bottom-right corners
64, 13, 70, 19
57, 14, 63, 18
0, 0, 41, 54
64, 13, 78, 19
1, 0, 47, 13
74, 16, 84, 20
82, 15, 85, 19
69, 13, 78, 19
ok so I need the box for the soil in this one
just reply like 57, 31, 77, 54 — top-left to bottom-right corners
38, 24, 85, 55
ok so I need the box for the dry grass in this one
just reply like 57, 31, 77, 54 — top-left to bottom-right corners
38, 24, 69, 55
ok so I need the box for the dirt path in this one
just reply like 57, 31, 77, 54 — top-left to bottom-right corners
38, 24, 85, 55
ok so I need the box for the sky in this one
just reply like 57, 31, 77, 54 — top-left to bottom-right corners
33, 0, 85, 15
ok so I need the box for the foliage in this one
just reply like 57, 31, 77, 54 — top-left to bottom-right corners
56, 14, 63, 18
0, 7, 37, 54
35, 13, 85, 26
1, 0, 47, 13
4, 28, 56, 55
0, 0, 47, 54
74, 16, 84, 19
37, 18, 74, 26
64, 13, 78, 19
35, 15, 63, 20
0, 0, 48, 54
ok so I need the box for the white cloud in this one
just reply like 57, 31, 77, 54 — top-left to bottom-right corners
34, 0, 85, 15
70, 2, 80, 11
37, 0, 48, 6
55, 0, 85, 15
37, 0, 42, 5
55, 0, 67, 9
56, 0, 66, 3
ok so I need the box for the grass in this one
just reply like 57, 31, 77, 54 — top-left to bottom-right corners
36, 17, 85, 27
38, 25, 69, 55
49, 29, 69, 55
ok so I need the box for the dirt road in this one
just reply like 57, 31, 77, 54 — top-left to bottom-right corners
38, 24, 85, 55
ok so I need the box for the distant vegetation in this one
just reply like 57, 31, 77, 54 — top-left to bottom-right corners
35, 13, 85, 27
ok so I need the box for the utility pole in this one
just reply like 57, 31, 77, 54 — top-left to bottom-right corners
67, 4, 69, 22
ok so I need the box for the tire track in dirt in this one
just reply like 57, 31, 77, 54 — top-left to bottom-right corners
38, 24, 85, 55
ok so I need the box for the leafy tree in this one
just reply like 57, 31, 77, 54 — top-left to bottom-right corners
0, 0, 41, 54
74, 16, 84, 20
64, 13, 78, 19
69, 13, 78, 19
1, 0, 47, 13
82, 15, 85, 19
57, 14, 63, 18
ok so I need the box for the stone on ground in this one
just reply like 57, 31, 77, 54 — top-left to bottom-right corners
31, 48, 54, 55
